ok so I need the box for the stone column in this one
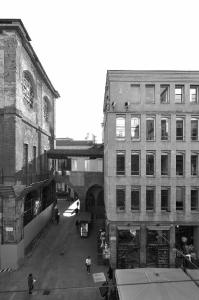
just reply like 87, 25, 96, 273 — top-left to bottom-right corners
140, 224, 146, 267
169, 225, 176, 267
109, 223, 117, 268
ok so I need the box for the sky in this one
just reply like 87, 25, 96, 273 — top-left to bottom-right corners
1, 0, 199, 142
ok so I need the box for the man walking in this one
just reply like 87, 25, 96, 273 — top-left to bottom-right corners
85, 256, 91, 274
27, 273, 36, 294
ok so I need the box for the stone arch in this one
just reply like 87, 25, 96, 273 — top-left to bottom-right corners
85, 184, 104, 219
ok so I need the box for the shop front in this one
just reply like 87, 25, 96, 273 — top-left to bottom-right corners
117, 226, 140, 269
146, 226, 170, 267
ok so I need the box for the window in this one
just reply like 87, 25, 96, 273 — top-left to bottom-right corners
161, 153, 169, 176
131, 84, 140, 103
160, 85, 169, 103
43, 96, 49, 121
146, 117, 155, 140
191, 118, 199, 141
146, 187, 155, 210
131, 152, 140, 175
22, 71, 34, 108
191, 189, 199, 210
116, 116, 125, 139
116, 186, 125, 211
176, 153, 184, 176
191, 153, 198, 176
176, 187, 184, 211
176, 118, 184, 140
131, 187, 140, 210
161, 188, 170, 211
145, 85, 155, 103
146, 152, 155, 176
175, 85, 184, 103
190, 86, 199, 103
161, 118, 169, 140
131, 116, 140, 140
33, 146, 37, 173
116, 151, 125, 175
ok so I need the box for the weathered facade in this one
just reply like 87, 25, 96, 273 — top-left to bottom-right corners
104, 70, 199, 268
0, 19, 59, 268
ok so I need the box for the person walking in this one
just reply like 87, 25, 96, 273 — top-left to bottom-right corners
85, 256, 92, 274
27, 273, 36, 294
55, 209, 60, 224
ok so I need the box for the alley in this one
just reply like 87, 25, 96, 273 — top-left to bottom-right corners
0, 200, 107, 300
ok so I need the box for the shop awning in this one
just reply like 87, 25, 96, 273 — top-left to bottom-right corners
115, 268, 199, 300
147, 225, 171, 231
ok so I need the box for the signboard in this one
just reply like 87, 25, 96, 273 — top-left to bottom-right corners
93, 272, 106, 283
157, 248, 169, 266
5, 227, 14, 232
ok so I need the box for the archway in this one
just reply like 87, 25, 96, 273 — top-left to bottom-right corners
85, 185, 104, 219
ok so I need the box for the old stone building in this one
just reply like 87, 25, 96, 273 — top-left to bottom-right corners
104, 70, 199, 268
0, 19, 59, 268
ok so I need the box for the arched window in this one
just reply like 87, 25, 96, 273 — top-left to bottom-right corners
22, 71, 34, 108
43, 96, 49, 121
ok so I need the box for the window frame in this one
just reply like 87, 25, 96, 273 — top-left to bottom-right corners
116, 115, 126, 140
146, 152, 155, 176
161, 117, 169, 141
146, 187, 155, 211
191, 153, 198, 176
160, 85, 170, 104
176, 117, 184, 141
131, 186, 140, 211
131, 151, 140, 176
146, 117, 155, 141
176, 152, 185, 176
130, 84, 141, 104
191, 188, 199, 211
190, 85, 199, 104
161, 152, 169, 176
116, 151, 125, 176
176, 186, 185, 211
161, 187, 170, 211
175, 85, 184, 104
22, 71, 34, 108
131, 115, 140, 140
191, 117, 199, 141
116, 186, 126, 212
145, 84, 155, 104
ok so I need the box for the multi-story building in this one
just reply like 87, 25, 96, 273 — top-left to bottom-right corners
0, 19, 59, 268
103, 70, 199, 268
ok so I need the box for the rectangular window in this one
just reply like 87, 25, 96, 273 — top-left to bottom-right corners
176, 153, 184, 176
33, 146, 37, 172
116, 116, 125, 139
131, 152, 140, 175
161, 188, 170, 211
175, 85, 184, 103
191, 154, 198, 176
116, 151, 125, 175
146, 152, 155, 176
146, 117, 155, 140
131, 84, 141, 103
161, 153, 169, 176
176, 118, 184, 141
191, 118, 199, 141
131, 116, 140, 140
191, 189, 199, 210
160, 85, 169, 103
146, 187, 155, 210
116, 186, 125, 211
161, 118, 169, 140
145, 85, 155, 103
190, 86, 199, 103
23, 143, 28, 185
131, 187, 140, 210
176, 187, 184, 211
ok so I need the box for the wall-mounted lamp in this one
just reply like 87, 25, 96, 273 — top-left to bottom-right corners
124, 101, 129, 110
111, 101, 116, 109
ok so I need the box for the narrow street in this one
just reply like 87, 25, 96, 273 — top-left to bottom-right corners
0, 200, 107, 300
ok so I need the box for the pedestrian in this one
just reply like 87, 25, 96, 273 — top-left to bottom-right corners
27, 273, 36, 294
85, 256, 92, 274
107, 265, 113, 281
55, 209, 60, 224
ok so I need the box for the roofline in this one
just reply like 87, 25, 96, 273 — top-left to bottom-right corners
0, 19, 60, 98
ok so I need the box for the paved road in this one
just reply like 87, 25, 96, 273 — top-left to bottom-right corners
0, 200, 107, 300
